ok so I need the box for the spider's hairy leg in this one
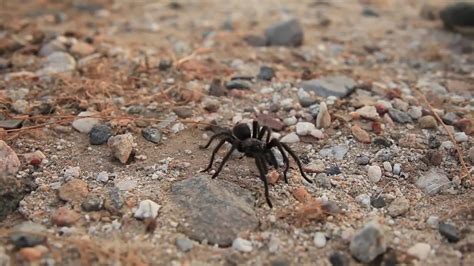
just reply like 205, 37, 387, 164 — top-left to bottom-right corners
201, 137, 233, 172
281, 142, 313, 183
267, 139, 290, 183
255, 155, 273, 208
210, 143, 237, 179
252, 120, 260, 138
199, 132, 233, 149
258, 126, 272, 143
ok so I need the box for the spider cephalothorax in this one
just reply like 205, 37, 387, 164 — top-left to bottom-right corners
200, 120, 312, 208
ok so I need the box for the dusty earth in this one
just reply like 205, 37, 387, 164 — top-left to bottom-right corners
0, 0, 473, 265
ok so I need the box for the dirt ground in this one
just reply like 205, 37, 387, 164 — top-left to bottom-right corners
0, 0, 473, 265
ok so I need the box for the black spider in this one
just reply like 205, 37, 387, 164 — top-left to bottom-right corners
200, 120, 312, 208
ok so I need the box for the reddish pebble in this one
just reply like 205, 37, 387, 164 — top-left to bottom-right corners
51, 207, 80, 226
23, 150, 46, 166
375, 103, 388, 115
372, 121, 383, 134
351, 125, 371, 143
19, 247, 43, 262
292, 186, 312, 203
267, 169, 280, 185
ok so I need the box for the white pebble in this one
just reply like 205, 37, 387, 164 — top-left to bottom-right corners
426, 216, 439, 229
296, 122, 316, 136
383, 162, 392, 172
283, 116, 297, 126
280, 132, 300, 143
96, 171, 109, 183
313, 232, 327, 248
134, 199, 161, 219
367, 165, 382, 183
232, 237, 253, 252
393, 163, 401, 175
454, 132, 468, 142
355, 194, 371, 209
407, 243, 431, 260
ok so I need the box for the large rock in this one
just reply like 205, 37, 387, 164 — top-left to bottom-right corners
170, 176, 258, 247
265, 19, 303, 47
1, 173, 35, 221
350, 220, 387, 263
301, 76, 356, 98
0, 140, 20, 175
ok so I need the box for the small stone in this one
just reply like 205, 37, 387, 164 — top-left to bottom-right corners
313, 232, 326, 248
10, 222, 47, 248
367, 165, 382, 183
173, 106, 193, 118
329, 251, 350, 266
408, 106, 423, 119
58, 179, 88, 202
319, 145, 349, 160
310, 129, 324, 139
232, 237, 253, 252
203, 98, 220, 112
301, 76, 356, 98
171, 122, 185, 133
257, 114, 285, 131
356, 155, 370, 165
439, 222, 461, 242
37, 52, 76, 76
280, 133, 300, 143
296, 122, 316, 136
283, 116, 297, 126
70, 41, 95, 56
225, 79, 251, 90
89, 124, 113, 145
268, 235, 280, 253
51, 207, 80, 226
108, 133, 134, 164
19, 247, 44, 262
325, 165, 341, 176
176, 236, 194, 252
356, 106, 379, 120
393, 163, 401, 175
292, 186, 312, 203
349, 221, 387, 263
265, 19, 303, 47
142, 127, 162, 144
407, 243, 431, 260
355, 194, 371, 209
0, 140, 21, 175
425, 150, 443, 166
416, 168, 450, 195
387, 196, 410, 217
72, 111, 100, 133
428, 135, 441, 149
316, 102, 331, 128
426, 216, 439, 229
371, 196, 386, 208
134, 199, 161, 219
12, 99, 29, 114
454, 132, 468, 142
81, 195, 103, 212
297, 88, 316, 107
63, 166, 81, 180
419, 115, 437, 129
96, 171, 109, 182
103, 186, 124, 214
351, 125, 371, 143
158, 60, 172, 71
257, 66, 275, 81
23, 150, 46, 166
388, 108, 412, 124
383, 161, 392, 172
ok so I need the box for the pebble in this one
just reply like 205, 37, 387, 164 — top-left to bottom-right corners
23, 150, 46, 166
103, 186, 124, 214
72, 111, 100, 133
203, 97, 220, 112
383, 161, 392, 172
387, 196, 410, 217
319, 145, 349, 160
367, 165, 382, 183
58, 179, 89, 202
12, 99, 29, 114
170, 176, 258, 246
408, 106, 423, 119
39, 40, 66, 56
108, 133, 134, 164
264, 19, 303, 47
388, 108, 412, 123
416, 168, 450, 195
81, 195, 103, 212
439, 222, 461, 242
171, 122, 185, 133
329, 251, 350, 266
96, 171, 109, 182
268, 235, 280, 253
257, 66, 275, 81
419, 115, 437, 129
176, 236, 194, 252
313, 232, 327, 248
37, 52, 76, 76
19, 247, 45, 262
301, 75, 356, 98
310, 129, 324, 139
51, 207, 80, 226
280, 132, 300, 143
428, 135, 441, 149
371, 196, 386, 208
297, 88, 316, 107
70, 41, 95, 56
0, 140, 21, 175
349, 221, 387, 263
173, 106, 193, 118
454, 132, 468, 142
351, 125, 371, 143
283, 116, 297, 126
134, 199, 161, 219
316, 102, 331, 128
296, 122, 316, 136
225, 79, 251, 90
356, 155, 370, 165
442, 112, 459, 125
392, 163, 401, 175
10, 222, 47, 248
232, 237, 253, 252
142, 127, 162, 144
426, 215, 439, 229
407, 243, 431, 260
355, 194, 371, 209
208, 78, 226, 96
325, 165, 341, 176
356, 106, 379, 120
89, 124, 113, 145
63, 166, 81, 180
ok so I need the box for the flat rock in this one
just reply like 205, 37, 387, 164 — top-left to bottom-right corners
416, 168, 450, 195
407, 243, 431, 260
356, 106, 379, 120
37, 52, 76, 76
58, 179, 89, 202
280, 132, 300, 143
265, 19, 303, 47
72, 111, 100, 134
388, 108, 412, 124
301, 76, 356, 98
170, 176, 258, 247
0, 140, 21, 175
0, 119, 23, 129
319, 145, 349, 160
349, 220, 387, 263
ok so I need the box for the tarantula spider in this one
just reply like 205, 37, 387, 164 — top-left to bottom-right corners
199, 120, 312, 208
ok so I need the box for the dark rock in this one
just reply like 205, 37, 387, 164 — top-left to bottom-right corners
142, 127, 162, 144
388, 108, 412, 123
439, 222, 461, 242
225, 79, 251, 90
373, 137, 392, 147
356, 155, 370, 165
428, 135, 441, 149
440, 2, 474, 30
89, 124, 113, 145
81, 195, 104, 212
9, 222, 47, 248
329, 251, 350, 266
301, 76, 356, 98
442, 112, 459, 125
362, 7, 379, 17
231, 75, 254, 81
170, 176, 258, 247
103, 187, 124, 214
325, 165, 341, 176
158, 60, 172, 71
126, 105, 146, 115
265, 19, 303, 47
173, 106, 193, 118
30, 102, 54, 115
243, 35, 267, 47
350, 221, 387, 263
1, 174, 35, 221
424, 150, 443, 166
256, 113, 285, 131
208, 78, 226, 97
257, 66, 275, 81
370, 196, 386, 208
